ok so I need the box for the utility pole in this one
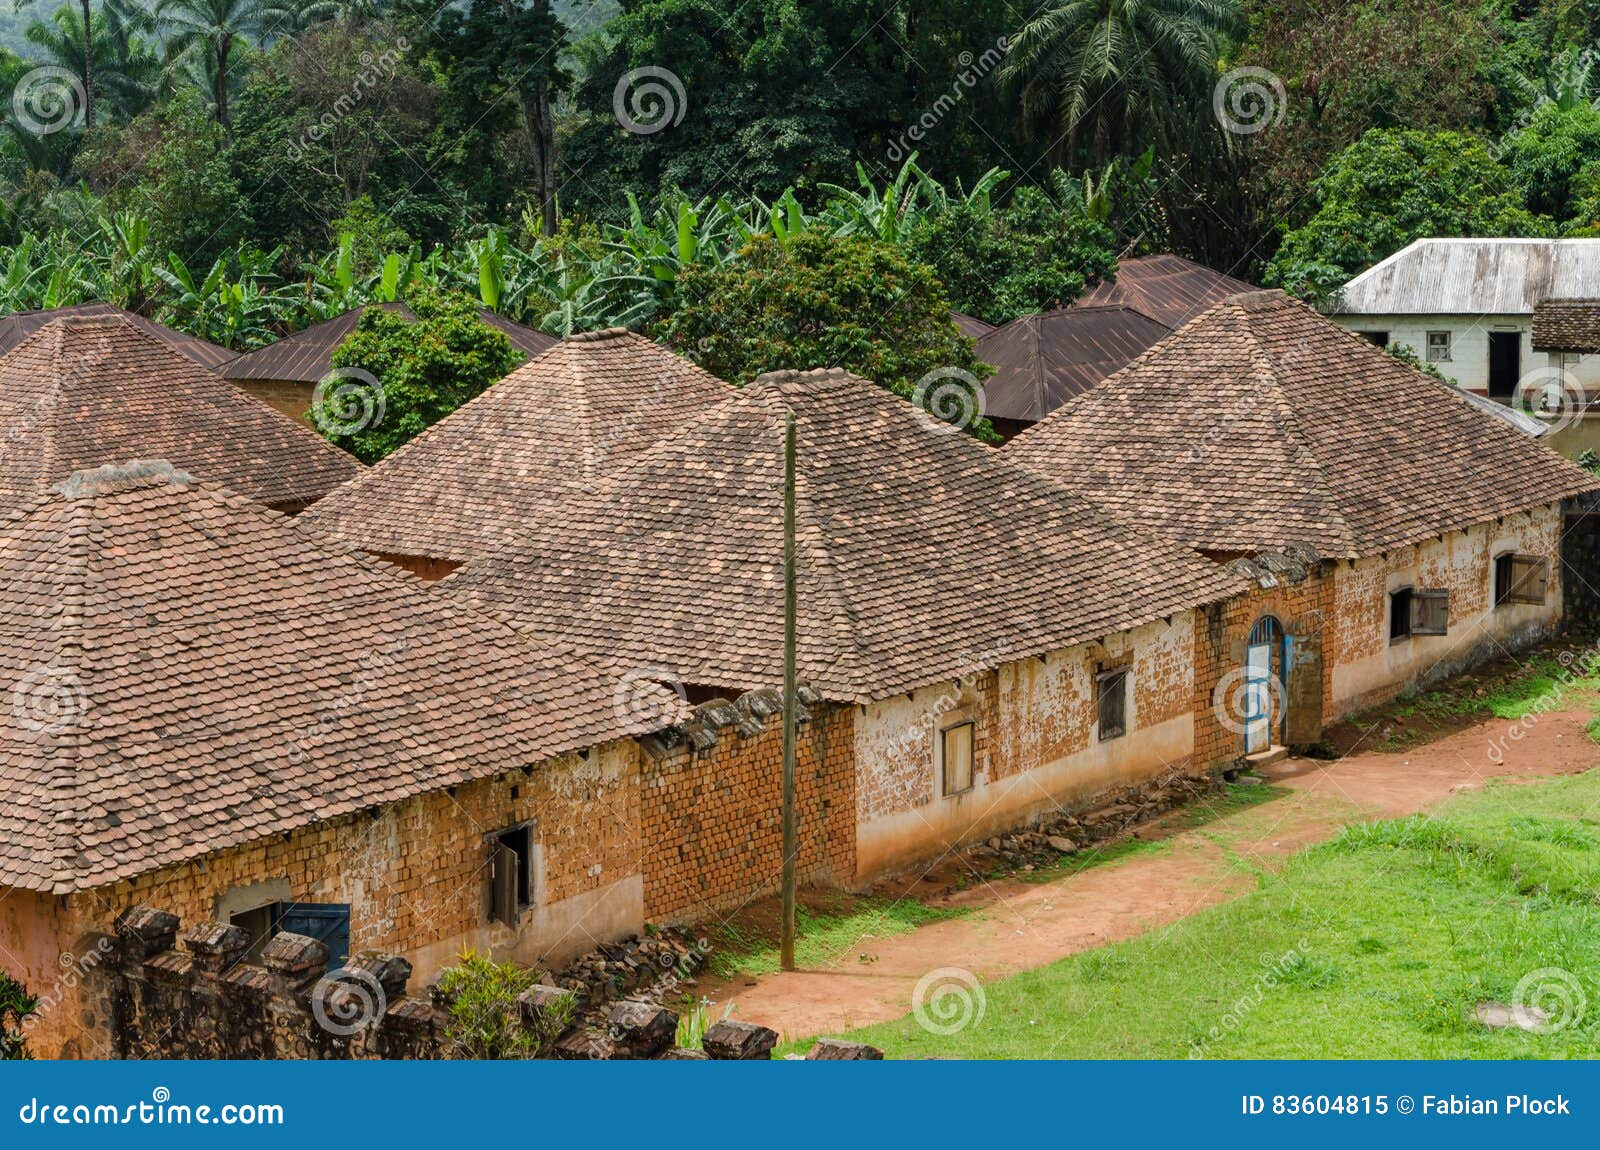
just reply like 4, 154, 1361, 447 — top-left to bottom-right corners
780, 413, 798, 972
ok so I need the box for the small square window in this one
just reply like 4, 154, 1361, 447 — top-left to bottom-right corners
1426, 331, 1452, 362
1388, 587, 1413, 642
940, 722, 974, 796
1495, 553, 1549, 606
1096, 668, 1128, 741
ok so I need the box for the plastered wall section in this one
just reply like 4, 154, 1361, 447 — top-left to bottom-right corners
4, 739, 648, 1058
1330, 505, 1564, 716
852, 614, 1198, 880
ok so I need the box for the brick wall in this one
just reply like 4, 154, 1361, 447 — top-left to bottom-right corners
1193, 572, 1338, 766
235, 379, 315, 425
640, 704, 856, 923
11, 740, 648, 1058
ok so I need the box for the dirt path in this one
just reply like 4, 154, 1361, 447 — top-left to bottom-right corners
701, 708, 1598, 1041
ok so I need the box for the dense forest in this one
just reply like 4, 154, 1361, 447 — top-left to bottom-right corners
0, 0, 1597, 356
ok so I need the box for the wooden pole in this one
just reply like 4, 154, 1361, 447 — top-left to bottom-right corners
780, 412, 798, 972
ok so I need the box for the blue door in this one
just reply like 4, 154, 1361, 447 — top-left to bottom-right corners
274, 903, 351, 967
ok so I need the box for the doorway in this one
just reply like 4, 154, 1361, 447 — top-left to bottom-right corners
1488, 332, 1521, 398
1243, 616, 1286, 754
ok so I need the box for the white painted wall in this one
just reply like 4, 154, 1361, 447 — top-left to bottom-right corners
1331, 313, 1600, 394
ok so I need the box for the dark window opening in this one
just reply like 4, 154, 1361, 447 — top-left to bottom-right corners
1389, 587, 1413, 642
1495, 553, 1549, 606
229, 901, 351, 967
1356, 330, 1389, 347
941, 722, 974, 796
1097, 668, 1128, 741
489, 825, 532, 926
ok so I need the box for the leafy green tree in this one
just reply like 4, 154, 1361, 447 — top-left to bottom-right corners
1001, 0, 1237, 164
434, 951, 567, 1058
1266, 129, 1549, 300
1500, 102, 1600, 226
317, 291, 523, 461
1235, 0, 1498, 206
0, 970, 35, 1060
24, 1, 159, 126
661, 230, 994, 436
905, 176, 1117, 325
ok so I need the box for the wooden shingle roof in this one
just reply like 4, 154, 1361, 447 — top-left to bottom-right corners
297, 328, 734, 564
1006, 291, 1600, 558
0, 461, 683, 893
442, 369, 1245, 704
1531, 298, 1600, 353
0, 302, 237, 371
0, 316, 359, 508
222, 303, 557, 383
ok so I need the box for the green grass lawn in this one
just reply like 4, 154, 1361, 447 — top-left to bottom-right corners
836, 770, 1600, 1059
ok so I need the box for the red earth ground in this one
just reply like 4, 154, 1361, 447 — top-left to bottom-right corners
697, 705, 1599, 1041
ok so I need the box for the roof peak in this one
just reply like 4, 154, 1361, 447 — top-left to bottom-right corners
51, 460, 194, 500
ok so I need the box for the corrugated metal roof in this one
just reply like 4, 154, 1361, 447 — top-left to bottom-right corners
979, 305, 1172, 422
223, 303, 556, 383
1075, 254, 1256, 327
951, 311, 994, 339
1333, 239, 1600, 315
0, 302, 237, 371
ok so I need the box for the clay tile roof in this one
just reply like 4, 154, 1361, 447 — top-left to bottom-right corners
1074, 254, 1256, 328
0, 316, 360, 508
297, 329, 734, 564
223, 303, 556, 383
442, 369, 1245, 704
1005, 290, 1600, 558
1532, 298, 1600, 353
0, 461, 684, 893
979, 305, 1173, 422
0, 302, 238, 371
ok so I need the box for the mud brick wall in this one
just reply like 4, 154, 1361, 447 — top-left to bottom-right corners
854, 670, 1001, 821
641, 704, 855, 923
1193, 572, 1338, 767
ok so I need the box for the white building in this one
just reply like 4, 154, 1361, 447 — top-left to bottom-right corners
1329, 237, 1600, 397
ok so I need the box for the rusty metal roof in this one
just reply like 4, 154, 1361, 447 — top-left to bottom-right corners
223, 303, 556, 383
0, 302, 237, 371
951, 311, 994, 339
1075, 254, 1256, 328
978, 305, 1172, 422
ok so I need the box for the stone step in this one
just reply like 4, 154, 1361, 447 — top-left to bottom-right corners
1244, 745, 1289, 768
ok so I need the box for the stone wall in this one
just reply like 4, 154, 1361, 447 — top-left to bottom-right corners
640, 696, 856, 923
1562, 502, 1600, 634
91, 907, 874, 1061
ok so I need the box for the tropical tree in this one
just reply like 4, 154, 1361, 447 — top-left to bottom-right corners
1001, 0, 1238, 164
0, 970, 34, 1060
24, 2, 159, 125
661, 230, 995, 437
1266, 129, 1549, 301
157, 0, 270, 124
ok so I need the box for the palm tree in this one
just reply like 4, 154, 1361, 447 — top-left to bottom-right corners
157, 0, 269, 124
1001, 0, 1238, 164
24, 3, 159, 124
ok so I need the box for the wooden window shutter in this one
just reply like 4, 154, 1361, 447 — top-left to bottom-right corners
1510, 556, 1549, 605
489, 842, 519, 927
1410, 589, 1449, 636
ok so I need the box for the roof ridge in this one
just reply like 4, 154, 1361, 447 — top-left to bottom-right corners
564, 336, 603, 479
1232, 299, 1361, 555
41, 489, 99, 890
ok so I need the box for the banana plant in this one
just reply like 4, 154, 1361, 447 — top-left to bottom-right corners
95, 209, 157, 310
